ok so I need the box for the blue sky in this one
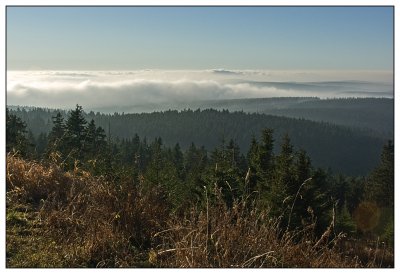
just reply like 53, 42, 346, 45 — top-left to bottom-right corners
7, 6, 393, 70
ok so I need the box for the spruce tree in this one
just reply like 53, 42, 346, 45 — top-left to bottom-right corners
365, 140, 394, 208
65, 105, 87, 151
146, 137, 164, 185
335, 201, 356, 236
293, 149, 312, 189
172, 143, 184, 179
275, 134, 294, 190
207, 139, 243, 207
95, 126, 107, 148
48, 112, 65, 149
183, 143, 208, 203
257, 129, 275, 208
288, 149, 315, 229
363, 141, 394, 243
83, 119, 99, 157
258, 129, 274, 177
267, 134, 294, 221
6, 108, 29, 156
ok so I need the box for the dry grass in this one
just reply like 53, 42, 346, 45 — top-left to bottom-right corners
6, 155, 393, 268
152, 186, 361, 267
6, 155, 169, 267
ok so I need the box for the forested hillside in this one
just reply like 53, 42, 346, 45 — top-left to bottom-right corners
6, 106, 394, 267
9, 104, 387, 175
262, 98, 393, 138
46, 97, 392, 139
170, 97, 393, 139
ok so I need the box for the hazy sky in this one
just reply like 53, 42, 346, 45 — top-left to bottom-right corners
7, 6, 393, 70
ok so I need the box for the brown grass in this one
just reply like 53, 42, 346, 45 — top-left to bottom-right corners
152, 186, 361, 267
6, 155, 169, 267
6, 155, 393, 268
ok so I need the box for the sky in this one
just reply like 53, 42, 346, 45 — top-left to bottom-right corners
6, 6, 394, 109
7, 6, 393, 71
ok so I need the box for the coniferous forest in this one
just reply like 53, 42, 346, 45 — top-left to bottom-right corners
6, 5, 395, 268
6, 103, 394, 267
8, 101, 390, 175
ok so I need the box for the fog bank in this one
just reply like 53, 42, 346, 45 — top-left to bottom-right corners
7, 70, 393, 111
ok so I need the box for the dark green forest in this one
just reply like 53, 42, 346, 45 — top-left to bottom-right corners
260, 98, 393, 138
68, 97, 393, 139
181, 97, 393, 138
6, 104, 394, 249
8, 101, 389, 176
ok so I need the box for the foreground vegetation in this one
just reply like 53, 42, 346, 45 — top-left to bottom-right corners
6, 105, 394, 267
6, 155, 393, 267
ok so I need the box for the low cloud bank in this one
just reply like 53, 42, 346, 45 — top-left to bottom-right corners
7, 70, 393, 110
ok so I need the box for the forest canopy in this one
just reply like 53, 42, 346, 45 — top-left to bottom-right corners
8, 100, 389, 176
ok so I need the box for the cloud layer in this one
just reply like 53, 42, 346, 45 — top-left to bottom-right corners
7, 70, 393, 111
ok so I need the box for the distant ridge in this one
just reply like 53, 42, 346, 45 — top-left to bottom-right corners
8, 102, 390, 176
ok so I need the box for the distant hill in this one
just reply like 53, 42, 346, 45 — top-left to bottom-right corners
186, 97, 393, 139
261, 98, 393, 138
69, 97, 393, 139
8, 104, 388, 176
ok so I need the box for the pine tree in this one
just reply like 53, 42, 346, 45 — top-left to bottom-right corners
65, 105, 87, 151
48, 112, 66, 151
184, 143, 208, 175
84, 119, 97, 150
226, 139, 238, 167
335, 201, 356, 236
267, 134, 294, 220
172, 143, 184, 179
207, 139, 243, 207
363, 141, 394, 243
305, 168, 333, 234
132, 134, 141, 155
275, 134, 294, 189
293, 149, 312, 188
146, 137, 164, 185
365, 140, 394, 208
258, 129, 274, 177
287, 149, 315, 229
183, 143, 208, 203
256, 129, 275, 208
6, 108, 29, 156
247, 135, 259, 170
95, 126, 107, 148
143, 138, 184, 210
